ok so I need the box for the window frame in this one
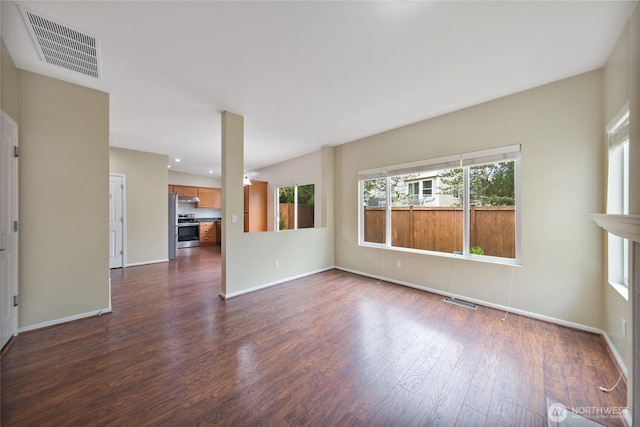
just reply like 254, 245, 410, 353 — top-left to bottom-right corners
408, 182, 419, 200
276, 183, 315, 231
358, 145, 521, 266
422, 179, 433, 197
606, 105, 630, 299
406, 178, 434, 205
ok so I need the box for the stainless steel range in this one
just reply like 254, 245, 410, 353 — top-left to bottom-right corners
177, 213, 200, 248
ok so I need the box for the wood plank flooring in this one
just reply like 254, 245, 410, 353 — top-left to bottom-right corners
1, 245, 627, 426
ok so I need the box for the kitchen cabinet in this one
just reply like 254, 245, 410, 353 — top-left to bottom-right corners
197, 188, 221, 209
197, 188, 214, 208
171, 185, 198, 197
212, 188, 221, 208
169, 185, 221, 208
199, 221, 217, 245
215, 221, 221, 244
244, 180, 267, 232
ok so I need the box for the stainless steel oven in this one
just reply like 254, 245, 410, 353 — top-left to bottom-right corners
177, 214, 200, 248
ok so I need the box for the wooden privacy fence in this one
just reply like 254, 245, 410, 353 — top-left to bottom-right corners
364, 206, 515, 258
279, 203, 315, 229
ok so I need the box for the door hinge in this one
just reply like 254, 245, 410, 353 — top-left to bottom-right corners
13, 146, 19, 158
120, 250, 123, 255
13, 220, 18, 232
13, 295, 18, 307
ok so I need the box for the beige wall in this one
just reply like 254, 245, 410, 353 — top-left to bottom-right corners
602, 4, 640, 413
221, 112, 334, 297
602, 5, 632, 376
1, 38, 18, 121
335, 70, 604, 329
168, 170, 221, 188
18, 70, 110, 328
630, 6, 640, 217
253, 150, 323, 231
109, 147, 169, 265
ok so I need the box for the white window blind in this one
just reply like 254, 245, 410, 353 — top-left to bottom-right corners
608, 111, 630, 149
358, 145, 520, 180
461, 144, 521, 167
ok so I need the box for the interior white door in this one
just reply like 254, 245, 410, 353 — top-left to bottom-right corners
109, 174, 124, 269
1, 111, 19, 348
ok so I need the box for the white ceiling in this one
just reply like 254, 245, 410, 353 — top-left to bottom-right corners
2, 1, 637, 177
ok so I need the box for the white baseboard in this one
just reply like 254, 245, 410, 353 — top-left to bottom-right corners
336, 266, 628, 375
125, 258, 168, 267
601, 331, 628, 377
220, 266, 335, 300
18, 308, 112, 334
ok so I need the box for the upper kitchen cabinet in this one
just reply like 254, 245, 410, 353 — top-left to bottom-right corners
172, 185, 198, 197
244, 180, 267, 232
197, 188, 221, 209
169, 185, 221, 208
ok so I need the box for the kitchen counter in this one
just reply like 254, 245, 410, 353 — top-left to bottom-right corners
196, 217, 221, 222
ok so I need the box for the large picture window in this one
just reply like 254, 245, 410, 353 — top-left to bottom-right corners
359, 145, 521, 264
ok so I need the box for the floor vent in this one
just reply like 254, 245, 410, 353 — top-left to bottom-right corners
443, 297, 477, 310
20, 7, 100, 78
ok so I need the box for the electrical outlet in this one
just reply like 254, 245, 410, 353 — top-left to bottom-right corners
396, 260, 401, 268
622, 319, 627, 337
274, 260, 279, 269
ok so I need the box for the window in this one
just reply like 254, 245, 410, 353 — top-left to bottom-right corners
359, 145, 520, 264
278, 184, 315, 230
606, 108, 629, 296
408, 181, 419, 204
362, 178, 387, 243
423, 180, 433, 197
408, 175, 433, 206
405, 178, 435, 205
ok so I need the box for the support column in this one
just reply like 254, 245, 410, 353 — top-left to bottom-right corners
220, 111, 245, 298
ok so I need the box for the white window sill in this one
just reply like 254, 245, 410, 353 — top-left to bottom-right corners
608, 281, 629, 301
358, 242, 521, 266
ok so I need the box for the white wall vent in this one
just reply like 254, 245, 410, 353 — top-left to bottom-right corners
19, 7, 100, 78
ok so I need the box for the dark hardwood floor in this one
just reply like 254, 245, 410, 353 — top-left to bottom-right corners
1, 245, 627, 426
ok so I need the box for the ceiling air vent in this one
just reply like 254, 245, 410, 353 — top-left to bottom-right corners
19, 7, 100, 78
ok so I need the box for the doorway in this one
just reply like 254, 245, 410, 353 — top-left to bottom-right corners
1, 110, 19, 348
109, 174, 125, 269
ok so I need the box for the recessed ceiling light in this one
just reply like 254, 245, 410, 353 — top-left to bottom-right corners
209, 170, 213, 174
167, 165, 171, 168
174, 158, 181, 162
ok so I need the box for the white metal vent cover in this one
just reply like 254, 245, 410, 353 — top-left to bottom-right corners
19, 7, 100, 78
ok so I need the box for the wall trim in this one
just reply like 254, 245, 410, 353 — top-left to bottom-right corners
125, 258, 168, 267
18, 307, 112, 334
219, 266, 334, 300
601, 331, 629, 377
622, 408, 632, 426
336, 265, 628, 375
